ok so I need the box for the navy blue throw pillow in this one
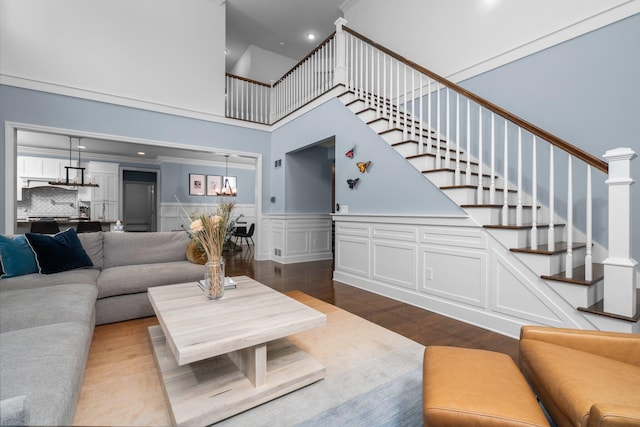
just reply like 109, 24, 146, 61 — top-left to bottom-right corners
25, 228, 93, 274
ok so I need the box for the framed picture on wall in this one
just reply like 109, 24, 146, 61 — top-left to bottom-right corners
189, 173, 205, 196
206, 175, 223, 196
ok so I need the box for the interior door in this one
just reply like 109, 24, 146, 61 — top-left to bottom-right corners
123, 182, 156, 232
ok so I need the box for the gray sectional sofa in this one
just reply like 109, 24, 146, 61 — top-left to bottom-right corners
0, 231, 203, 426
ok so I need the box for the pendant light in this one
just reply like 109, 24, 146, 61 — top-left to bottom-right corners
48, 137, 99, 187
222, 155, 237, 196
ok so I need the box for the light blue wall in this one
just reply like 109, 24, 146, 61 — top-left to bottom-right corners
0, 85, 271, 233
285, 145, 333, 213
460, 13, 640, 261
271, 98, 464, 216
160, 162, 255, 204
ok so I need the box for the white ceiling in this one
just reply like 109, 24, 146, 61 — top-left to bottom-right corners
225, 0, 344, 74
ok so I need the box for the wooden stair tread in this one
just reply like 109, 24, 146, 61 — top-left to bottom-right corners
511, 241, 586, 255
541, 263, 604, 286
424, 168, 495, 178
578, 290, 640, 322
484, 223, 565, 230
461, 204, 540, 209
441, 185, 517, 193
406, 152, 474, 163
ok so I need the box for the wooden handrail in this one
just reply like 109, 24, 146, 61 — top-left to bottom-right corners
343, 26, 608, 174
273, 32, 337, 87
225, 73, 271, 87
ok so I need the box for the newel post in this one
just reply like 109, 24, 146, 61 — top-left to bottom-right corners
603, 147, 638, 318
333, 17, 348, 87
269, 80, 276, 125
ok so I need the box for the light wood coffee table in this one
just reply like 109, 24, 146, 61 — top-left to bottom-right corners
148, 276, 326, 426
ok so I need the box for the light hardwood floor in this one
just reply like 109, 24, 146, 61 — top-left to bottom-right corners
73, 248, 519, 425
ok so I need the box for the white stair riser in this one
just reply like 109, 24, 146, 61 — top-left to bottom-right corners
486, 226, 564, 248
407, 155, 472, 172
424, 171, 495, 188
512, 246, 587, 276
442, 187, 520, 206
464, 207, 540, 225
548, 279, 603, 308
356, 109, 378, 122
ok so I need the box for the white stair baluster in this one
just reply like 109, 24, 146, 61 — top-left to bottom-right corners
566, 156, 573, 278
477, 106, 483, 204
427, 78, 432, 153
396, 61, 400, 129
548, 147, 555, 252
502, 121, 509, 226
410, 69, 415, 140
382, 53, 387, 118
445, 88, 451, 168
419, 73, 424, 154
403, 64, 408, 140
454, 93, 461, 186
466, 98, 471, 186
435, 83, 441, 169
531, 136, 538, 249
376, 49, 381, 118
516, 128, 523, 226
585, 165, 593, 281
388, 57, 394, 130
489, 113, 496, 204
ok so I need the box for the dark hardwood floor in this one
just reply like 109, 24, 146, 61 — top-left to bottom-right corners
224, 246, 520, 361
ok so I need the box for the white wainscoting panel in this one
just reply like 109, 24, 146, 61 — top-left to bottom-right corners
262, 214, 333, 264
372, 241, 417, 290
421, 246, 486, 308
336, 237, 370, 277
333, 215, 601, 338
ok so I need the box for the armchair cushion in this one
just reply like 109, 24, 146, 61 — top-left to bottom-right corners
588, 403, 640, 427
520, 327, 640, 427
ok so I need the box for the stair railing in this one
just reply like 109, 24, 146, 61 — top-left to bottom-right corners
224, 18, 636, 319
338, 24, 636, 318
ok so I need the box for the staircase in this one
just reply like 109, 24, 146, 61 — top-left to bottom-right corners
224, 18, 639, 332
337, 88, 639, 330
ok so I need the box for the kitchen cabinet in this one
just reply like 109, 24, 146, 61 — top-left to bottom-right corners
17, 156, 77, 201
91, 201, 118, 222
88, 162, 119, 221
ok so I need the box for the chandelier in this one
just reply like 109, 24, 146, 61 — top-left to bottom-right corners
48, 137, 99, 187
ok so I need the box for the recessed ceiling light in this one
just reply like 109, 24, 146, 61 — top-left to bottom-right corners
77, 145, 86, 149
279, 41, 285, 46
137, 151, 145, 156
224, 49, 228, 55
306, 33, 316, 41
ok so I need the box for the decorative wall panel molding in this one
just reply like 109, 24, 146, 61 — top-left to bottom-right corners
262, 214, 333, 264
333, 214, 598, 338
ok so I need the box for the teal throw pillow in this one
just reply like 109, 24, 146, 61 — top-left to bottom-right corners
25, 228, 93, 274
0, 235, 39, 279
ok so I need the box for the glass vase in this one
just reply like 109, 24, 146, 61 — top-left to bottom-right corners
204, 258, 225, 300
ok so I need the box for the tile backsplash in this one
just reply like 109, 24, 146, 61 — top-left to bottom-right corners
18, 187, 78, 219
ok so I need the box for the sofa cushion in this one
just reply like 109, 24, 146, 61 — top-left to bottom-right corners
520, 339, 640, 426
76, 231, 104, 270
102, 231, 189, 268
0, 235, 38, 279
96, 260, 203, 299
0, 283, 97, 333
0, 269, 100, 292
0, 322, 93, 426
25, 229, 93, 274
0, 395, 29, 426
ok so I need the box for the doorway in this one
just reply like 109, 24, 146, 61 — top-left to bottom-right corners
122, 170, 158, 232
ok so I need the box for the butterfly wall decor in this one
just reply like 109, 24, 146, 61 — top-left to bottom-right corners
356, 161, 371, 173
345, 145, 356, 159
347, 178, 360, 189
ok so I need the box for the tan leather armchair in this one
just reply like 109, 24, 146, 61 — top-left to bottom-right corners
519, 326, 640, 427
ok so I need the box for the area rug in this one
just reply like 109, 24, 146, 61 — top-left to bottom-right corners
74, 291, 425, 426
217, 291, 425, 426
